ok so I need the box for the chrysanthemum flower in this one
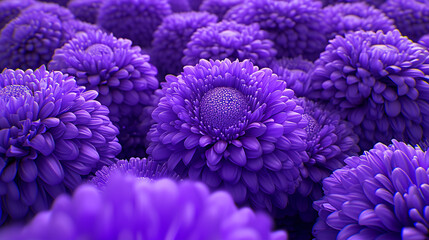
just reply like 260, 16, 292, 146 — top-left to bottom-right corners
308, 30, 429, 151
97, 0, 172, 48
49, 30, 158, 158
0, 0, 34, 30
0, 174, 288, 240
147, 59, 308, 212
151, 11, 218, 78
270, 57, 314, 97
313, 140, 429, 239
89, 157, 180, 188
322, 2, 395, 40
199, 0, 244, 19
20, 1, 75, 22
168, 0, 191, 12
381, 0, 429, 41
182, 20, 277, 68
0, 66, 121, 224
419, 34, 429, 49
67, 0, 102, 24
224, 0, 327, 60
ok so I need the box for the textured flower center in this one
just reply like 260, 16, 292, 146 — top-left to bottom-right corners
220, 30, 240, 39
303, 114, 319, 140
85, 43, 113, 61
200, 87, 247, 129
369, 44, 399, 55
0, 85, 31, 100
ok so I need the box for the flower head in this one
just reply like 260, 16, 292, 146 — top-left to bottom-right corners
49, 30, 158, 158
199, 0, 244, 19
0, 0, 34, 30
323, 2, 395, 40
97, 0, 172, 48
182, 20, 277, 68
21, 1, 75, 22
270, 57, 314, 97
147, 59, 308, 212
381, 0, 429, 41
0, 175, 287, 240
67, 0, 103, 24
308, 30, 429, 150
0, 66, 121, 224
224, 0, 327, 60
151, 11, 218, 78
314, 140, 429, 239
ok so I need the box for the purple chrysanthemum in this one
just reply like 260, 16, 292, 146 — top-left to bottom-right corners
97, 0, 172, 48
320, 0, 386, 7
67, 0, 103, 24
270, 57, 314, 97
0, 66, 121, 224
20, 1, 75, 22
313, 140, 429, 239
381, 0, 429, 41
168, 0, 191, 12
419, 34, 429, 49
89, 157, 180, 188
284, 97, 360, 221
147, 59, 308, 212
0, 175, 288, 240
49, 30, 158, 158
199, 0, 244, 19
151, 12, 218, 79
224, 0, 327, 60
0, 0, 34, 30
322, 2, 395, 40
308, 30, 429, 151
182, 20, 277, 68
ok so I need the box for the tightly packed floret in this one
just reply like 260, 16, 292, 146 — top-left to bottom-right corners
199, 0, 244, 19
49, 30, 159, 158
0, 175, 287, 240
224, 0, 327, 60
0, 66, 120, 224
97, 0, 172, 48
0, 0, 34, 30
147, 59, 308, 212
182, 20, 277, 68
67, 0, 103, 24
314, 140, 429, 239
308, 30, 429, 150
151, 11, 218, 78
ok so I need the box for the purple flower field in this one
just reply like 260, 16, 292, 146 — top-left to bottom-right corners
0, 0, 428, 239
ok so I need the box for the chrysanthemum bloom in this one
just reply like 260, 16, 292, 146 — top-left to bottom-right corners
308, 30, 429, 151
49, 30, 158, 158
199, 0, 244, 19
97, 0, 172, 48
147, 59, 308, 212
322, 2, 395, 40
67, 0, 103, 24
381, 0, 429, 41
151, 12, 218, 79
313, 140, 429, 239
0, 175, 287, 240
320, 0, 385, 7
182, 21, 277, 68
0, 0, 34, 30
0, 66, 121, 224
20, 1, 75, 22
224, 0, 327, 60
89, 157, 180, 189
284, 97, 360, 221
270, 57, 314, 97
168, 0, 191, 12
419, 34, 429, 49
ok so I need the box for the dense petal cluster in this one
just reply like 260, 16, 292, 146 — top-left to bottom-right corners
224, 0, 327, 60
270, 57, 314, 97
199, 0, 244, 19
322, 2, 395, 40
308, 30, 429, 150
0, 66, 120, 224
151, 12, 218, 78
97, 0, 172, 48
147, 59, 308, 212
20, 2, 75, 22
0, 0, 34, 30
381, 0, 429, 41
89, 157, 180, 188
313, 140, 429, 239
67, 0, 103, 24
182, 21, 277, 68
49, 30, 159, 158
0, 175, 287, 240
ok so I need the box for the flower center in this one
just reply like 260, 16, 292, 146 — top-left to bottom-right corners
303, 114, 319, 140
219, 30, 241, 39
200, 87, 247, 129
85, 43, 113, 61
0, 85, 31, 101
